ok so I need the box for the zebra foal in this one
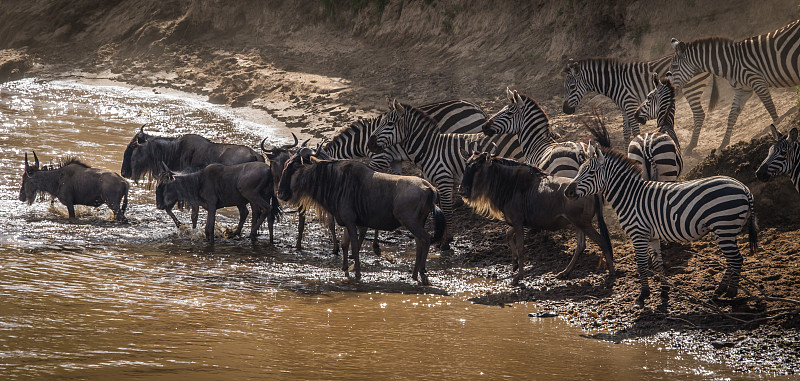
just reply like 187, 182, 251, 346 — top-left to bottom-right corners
756, 124, 800, 193
628, 72, 683, 182
565, 126, 758, 308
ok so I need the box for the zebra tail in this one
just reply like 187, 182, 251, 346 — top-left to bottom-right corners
748, 211, 759, 255
708, 75, 719, 113
430, 189, 446, 244
594, 195, 613, 257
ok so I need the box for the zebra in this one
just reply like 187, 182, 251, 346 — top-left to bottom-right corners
482, 87, 587, 178
562, 55, 717, 149
756, 124, 800, 193
564, 122, 758, 308
366, 99, 522, 250
323, 99, 521, 174
670, 20, 800, 151
628, 72, 683, 182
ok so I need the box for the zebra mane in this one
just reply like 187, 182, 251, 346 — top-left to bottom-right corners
401, 103, 439, 128
686, 36, 735, 46
564, 57, 623, 72
323, 117, 377, 153
600, 146, 643, 176
581, 108, 612, 148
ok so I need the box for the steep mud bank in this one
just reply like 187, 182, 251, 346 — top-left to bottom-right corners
3, 0, 800, 375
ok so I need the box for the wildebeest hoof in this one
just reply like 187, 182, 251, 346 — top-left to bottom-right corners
439, 242, 451, 251
555, 270, 569, 279
373, 244, 381, 257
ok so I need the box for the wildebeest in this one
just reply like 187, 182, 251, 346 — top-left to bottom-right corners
458, 151, 614, 284
121, 125, 265, 228
260, 134, 341, 254
277, 148, 445, 284
19, 152, 129, 222
155, 161, 282, 244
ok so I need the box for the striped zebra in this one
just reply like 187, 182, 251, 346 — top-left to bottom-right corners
324, 99, 521, 174
482, 88, 586, 178
366, 99, 522, 250
756, 124, 800, 193
628, 73, 683, 182
562, 55, 716, 148
565, 124, 758, 308
670, 20, 800, 151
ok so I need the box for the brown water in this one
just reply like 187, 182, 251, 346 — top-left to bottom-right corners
0, 78, 769, 380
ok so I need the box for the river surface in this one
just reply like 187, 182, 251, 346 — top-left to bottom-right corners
0, 78, 776, 380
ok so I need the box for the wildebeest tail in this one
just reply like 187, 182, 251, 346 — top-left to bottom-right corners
429, 189, 446, 244
121, 188, 129, 219
594, 195, 613, 258
270, 192, 283, 223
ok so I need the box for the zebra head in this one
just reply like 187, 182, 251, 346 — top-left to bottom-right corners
756, 124, 798, 182
668, 38, 698, 90
482, 88, 525, 136
562, 60, 588, 114
565, 143, 606, 200
367, 99, 407, 154
635, 72, 676, 125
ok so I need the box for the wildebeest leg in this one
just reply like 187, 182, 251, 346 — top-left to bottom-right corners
372, 229, 381, 256
328, 215, 339, 256
344, 225, 361, 281
340, 230, 351, 266
506, 228, 518, 271
191, 206, 200, 229
511, 224, 526, 286
165, 207, 182, 228
233, 205, 248, 237
250, 206, 262, 243
557, 229, 586, 279
580, 226, 615, 277
405, 223, 432, 286
296, 208, 306, 249
66, 204, 76, 221
205, 207, 216, 243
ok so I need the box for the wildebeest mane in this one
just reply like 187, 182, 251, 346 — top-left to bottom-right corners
489, 156, 549, 178
132, 137, 181, 181
292, 160, 370, 223
55, 157, 90, 169
465, 158, 540, 221
158, 170, 203, 208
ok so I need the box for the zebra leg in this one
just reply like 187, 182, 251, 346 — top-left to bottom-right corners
712, 232, 744, 298
438, 184, 457, 252
648, 239, 669, 309
632, 238, 652, 308
622, 114, 639, 143
683, 74, 710, 154
720, 88, 754, 150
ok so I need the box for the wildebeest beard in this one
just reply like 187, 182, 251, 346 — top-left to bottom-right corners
156, 171, 202, 211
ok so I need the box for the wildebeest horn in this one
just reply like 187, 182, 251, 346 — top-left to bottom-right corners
489, 142, 499, 157
300, 137, 311, 147
459, 147, 471, 161
32, 151, 39, 168
260, 137, 270, 153
24, 152, 29, 170
140, 124, 146, 134
274, 133, 299, 151
160, 161, 172, 175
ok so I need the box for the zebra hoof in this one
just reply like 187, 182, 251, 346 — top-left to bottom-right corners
635, 290, 650, 308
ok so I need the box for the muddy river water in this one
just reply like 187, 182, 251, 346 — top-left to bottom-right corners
0, 78, 775, 379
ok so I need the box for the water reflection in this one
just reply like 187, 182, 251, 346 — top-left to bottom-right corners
0, 78, 755, 380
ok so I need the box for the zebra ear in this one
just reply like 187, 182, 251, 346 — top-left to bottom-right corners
586, 142, 596, 157
665, 71, 674, 85
651, 72, 659, 87
671, 38, 686, 54
512, 90, 524, 106
596, 147, 605, 163
460, 147, 471, 161
769, 124, 782, 141
506, 87, 515, 103
790, 128, 798, 142
393, 99, 406, 117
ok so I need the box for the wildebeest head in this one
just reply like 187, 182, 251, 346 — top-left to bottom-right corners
261, 133, 311, 185
19, 151, 41, 204
458, 150, 490, 199
277, 147, 316, 202
756, 124, 799, 182
121, 124, 150, 178
154, 162, 178, 210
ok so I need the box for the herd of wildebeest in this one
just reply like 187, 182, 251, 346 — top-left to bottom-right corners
17, 20, 800, 307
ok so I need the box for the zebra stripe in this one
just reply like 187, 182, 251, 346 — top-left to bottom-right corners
323, 100, 520, 173
483, 88, 586, 179
366, 100, 519, 249
629, 73, 683, 182
562, 55, 714, 145
670, 20, 800, 151
756, 125, 800, 193
566, 145, 757, 307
